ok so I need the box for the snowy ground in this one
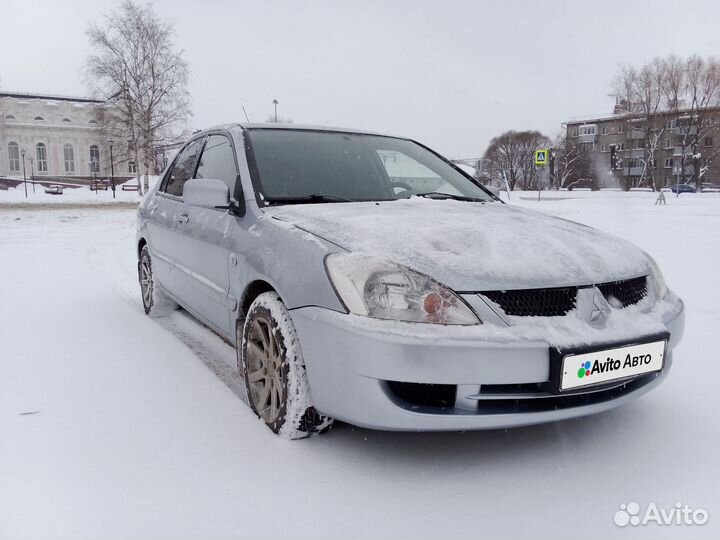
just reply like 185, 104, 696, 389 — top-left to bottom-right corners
0, 192, 718, 539
0, 177, 158, 208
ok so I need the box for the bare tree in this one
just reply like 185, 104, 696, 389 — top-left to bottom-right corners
553, 134, 591, 189
518, 131, 552, 189
660, 55, 720, 190
680, 55, 720, 189
613, 58, 666, 190
85, 1, 191, 194
612, 55, 720, 191
483, 131, 521, 190
483, 130, 550, 191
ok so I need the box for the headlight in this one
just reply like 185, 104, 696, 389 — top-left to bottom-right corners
646, 254, 668, 299
325, 253, 481, 325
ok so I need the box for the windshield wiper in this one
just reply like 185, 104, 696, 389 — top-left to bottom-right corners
414, 191, 486, 202
265, 194, 354, 205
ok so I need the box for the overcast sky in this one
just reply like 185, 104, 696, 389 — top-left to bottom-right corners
2, 0, 720, 157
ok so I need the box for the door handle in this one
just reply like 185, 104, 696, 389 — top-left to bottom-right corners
175, 213, 189, 224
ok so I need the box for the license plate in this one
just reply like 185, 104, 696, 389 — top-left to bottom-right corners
560, 340, 666, 391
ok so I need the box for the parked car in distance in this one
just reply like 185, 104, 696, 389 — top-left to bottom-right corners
136, 124, 685, 439
670, 183, 696, 193
44, 185, 64, 195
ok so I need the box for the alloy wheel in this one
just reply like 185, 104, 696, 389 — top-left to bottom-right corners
139, 256, 152, 308
246, 316, 284, 424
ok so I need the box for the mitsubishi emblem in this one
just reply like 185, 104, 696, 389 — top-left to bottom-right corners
590, 289, 610, 323
575, 287, 611, 327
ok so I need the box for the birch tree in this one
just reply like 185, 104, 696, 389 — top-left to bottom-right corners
553, 135, 590, 189
85, 1, 191, 194
678, 55, 720, 190
613, 59, 666, 190
613, 55, 720, 190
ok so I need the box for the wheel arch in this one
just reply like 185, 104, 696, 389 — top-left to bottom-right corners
238, 279, 278, 326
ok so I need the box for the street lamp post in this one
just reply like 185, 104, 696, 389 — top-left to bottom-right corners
20, 148, 27, 198
272, 99, 279, 122
29, 157, 35, 193
108, 139, 116, 199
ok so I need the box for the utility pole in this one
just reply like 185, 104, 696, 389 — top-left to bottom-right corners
108, 139, 116, 199
21, 148, 27, 198
29, 157, 35, 193
272, 99, 279, 122
534, 148, 550, 201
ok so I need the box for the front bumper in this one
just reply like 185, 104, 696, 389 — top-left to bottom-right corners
290, 294, 684, 431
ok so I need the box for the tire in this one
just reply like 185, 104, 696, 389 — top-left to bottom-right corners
138, 245, 178, 317
239, 292, 333, 439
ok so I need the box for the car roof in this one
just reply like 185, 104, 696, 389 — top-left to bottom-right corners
200, 122, 406, 139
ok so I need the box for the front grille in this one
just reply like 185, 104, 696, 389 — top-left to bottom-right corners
598, 276, 647, 307
482, 287, 577, 317
480, 276, 648, 317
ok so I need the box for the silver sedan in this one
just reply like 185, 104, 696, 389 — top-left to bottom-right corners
136, 124, 684, 439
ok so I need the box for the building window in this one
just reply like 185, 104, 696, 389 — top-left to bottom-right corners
664, 158, 674, 168
618, 125, 625, 134
7, 142, 21, 173
601, 126, 609, 135
63, 144, 75, 173
570, 129, 577, 137
665, 138, 673, 148
128, 161, 137, 174
600, 144, 607, 152
704, 137, 713, 147
36, 143, 48, 172
579, 125, 596, 136
34, 116, 44, 121
89, 145, 100, 173
616, 142, 625, 151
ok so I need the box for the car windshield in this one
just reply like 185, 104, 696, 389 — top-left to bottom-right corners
246, 129, 495, 205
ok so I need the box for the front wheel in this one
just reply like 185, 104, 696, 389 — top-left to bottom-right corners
238, 292, 333, 439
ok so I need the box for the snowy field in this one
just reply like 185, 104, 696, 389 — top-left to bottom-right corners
1, 190, 719, 540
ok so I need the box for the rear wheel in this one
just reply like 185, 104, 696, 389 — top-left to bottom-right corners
238, 292, 333, 439
138, 245, 177, 317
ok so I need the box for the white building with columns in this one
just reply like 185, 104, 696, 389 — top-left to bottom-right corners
0, 91, 137, 181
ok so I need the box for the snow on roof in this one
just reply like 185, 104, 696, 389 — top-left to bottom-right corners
0, 91, 103, 104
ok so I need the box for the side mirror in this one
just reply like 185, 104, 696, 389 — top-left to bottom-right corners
183, 178, 229, 209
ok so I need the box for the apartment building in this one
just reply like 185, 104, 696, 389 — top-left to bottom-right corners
565, 106, 720, 189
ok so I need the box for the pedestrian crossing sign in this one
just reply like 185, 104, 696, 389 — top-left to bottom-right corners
535, 149, 548, 166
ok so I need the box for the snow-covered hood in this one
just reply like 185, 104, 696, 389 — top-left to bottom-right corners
265, 199, 652, 291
